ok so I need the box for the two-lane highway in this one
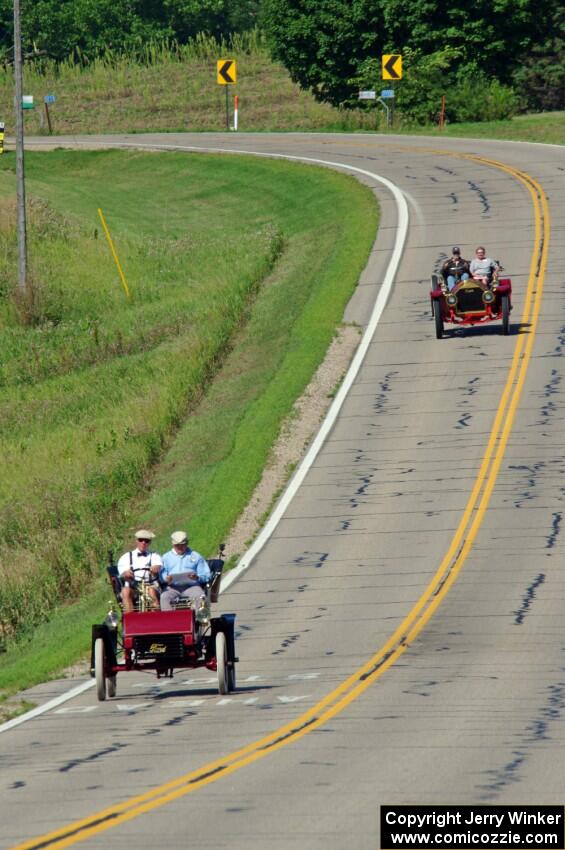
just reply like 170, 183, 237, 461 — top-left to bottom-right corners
1, 133, 563, 850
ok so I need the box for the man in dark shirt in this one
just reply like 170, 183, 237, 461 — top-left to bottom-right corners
441, 247, 470, 290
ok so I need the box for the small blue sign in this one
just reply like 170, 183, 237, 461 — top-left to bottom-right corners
381, 89, 395, 98
44, 94, 56, 104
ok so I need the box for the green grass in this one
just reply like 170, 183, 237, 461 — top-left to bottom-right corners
393, 110, 565, 145
0, 147, 378, 694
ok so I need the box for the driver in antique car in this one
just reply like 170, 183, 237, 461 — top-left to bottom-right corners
159, 530, 211, 611
470, 246, 499, 284
117, 529, 162, 612
441, 247, 470, 290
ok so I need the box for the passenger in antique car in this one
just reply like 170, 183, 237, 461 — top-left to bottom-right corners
470, 246, 499, 284
159, 530, 211, 611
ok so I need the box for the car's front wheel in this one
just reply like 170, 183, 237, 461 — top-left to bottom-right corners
216, 632, 228, 695
94, 638, 107, 701
433, 299, 444, 339
501, 294, 510, 335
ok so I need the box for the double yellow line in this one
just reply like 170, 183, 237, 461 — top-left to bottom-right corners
12, 152, 550, 850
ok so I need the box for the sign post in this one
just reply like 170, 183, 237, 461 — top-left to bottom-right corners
216, 59, 237, 131
44, 94, 56, 134
13, 0, 28, 297
380, 89, 395, 128
382, 55, 402, 128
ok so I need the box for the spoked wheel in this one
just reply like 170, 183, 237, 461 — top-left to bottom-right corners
216, 631, 228, 695
94, 638, 107, 702
433, 299, 444, 339
501, 294, 510, 335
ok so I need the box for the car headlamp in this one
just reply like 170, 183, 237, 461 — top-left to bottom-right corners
104, 606, 119, 630
446, 293, 457, 307
196, 600, 210, 626
482, 290, 494, 304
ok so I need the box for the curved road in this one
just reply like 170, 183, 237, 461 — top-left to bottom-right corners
1, 133, 564, 850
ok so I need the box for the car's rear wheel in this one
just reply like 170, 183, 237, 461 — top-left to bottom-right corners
433, 299, 444, 339
94, 638, 107, 702
501, 294, 510, 335
216, 632, 228, 695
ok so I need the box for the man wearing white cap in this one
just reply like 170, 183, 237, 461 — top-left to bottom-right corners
117, 529, 162, 612
160, 531, 211, 611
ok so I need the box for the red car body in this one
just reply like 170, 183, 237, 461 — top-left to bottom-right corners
91, 555, 237, 699
430, 274, 512, 338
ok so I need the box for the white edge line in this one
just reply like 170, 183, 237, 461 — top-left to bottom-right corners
0, 679, 95, 733
0, 141, 408, 731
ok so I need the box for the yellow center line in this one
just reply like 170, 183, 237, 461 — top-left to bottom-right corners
10, 149, 550, 850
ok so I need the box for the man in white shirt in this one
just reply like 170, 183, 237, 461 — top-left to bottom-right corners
117, 529, 162, 612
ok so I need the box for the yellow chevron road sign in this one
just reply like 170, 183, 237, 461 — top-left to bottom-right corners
382, 54, 402, 80
217, 59, 237, 85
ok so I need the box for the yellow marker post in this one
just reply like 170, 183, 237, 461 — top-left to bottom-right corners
0, 122, 4, 155
97, 208, 131, 299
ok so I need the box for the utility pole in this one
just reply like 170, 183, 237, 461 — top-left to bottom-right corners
13, 0, 27, 296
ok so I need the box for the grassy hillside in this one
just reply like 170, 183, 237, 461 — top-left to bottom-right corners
0, 148, 378, 696
0, 33, 563, 142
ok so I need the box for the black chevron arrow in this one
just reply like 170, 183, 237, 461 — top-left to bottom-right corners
383, 55, 401, 79
219, 60, 235, 83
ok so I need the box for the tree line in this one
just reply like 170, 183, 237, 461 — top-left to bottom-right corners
262, 0, 565, 120
0, 0, 261, 62
0, 0, 562, 122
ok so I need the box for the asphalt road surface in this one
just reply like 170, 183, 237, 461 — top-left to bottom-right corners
1, 133, 564, 850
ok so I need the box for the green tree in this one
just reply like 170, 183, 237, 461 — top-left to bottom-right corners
512, 6, 565, 110
380, 0, 555, 84
262, 0, 385, 106
164, 0, 261, 42
262, 0, 558, 114
0, 0, 262, 62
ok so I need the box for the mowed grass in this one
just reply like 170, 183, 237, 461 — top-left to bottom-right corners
0, 148, 378, 695
399, 110, 565, 145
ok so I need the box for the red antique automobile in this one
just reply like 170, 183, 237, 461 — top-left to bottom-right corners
91, 546, 237, 700
430, 266, 512, 338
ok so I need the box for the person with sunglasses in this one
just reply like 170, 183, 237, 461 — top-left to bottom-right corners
117, 529, 162, 612
441, 246, 470, 290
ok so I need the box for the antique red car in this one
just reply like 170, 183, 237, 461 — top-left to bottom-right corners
430, 269, 512, 338
91, 547, 237, 700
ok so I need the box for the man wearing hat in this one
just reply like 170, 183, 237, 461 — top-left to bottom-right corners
159, 531, 211, 611
117, 529, 162, 612
441, 247, 470, 290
